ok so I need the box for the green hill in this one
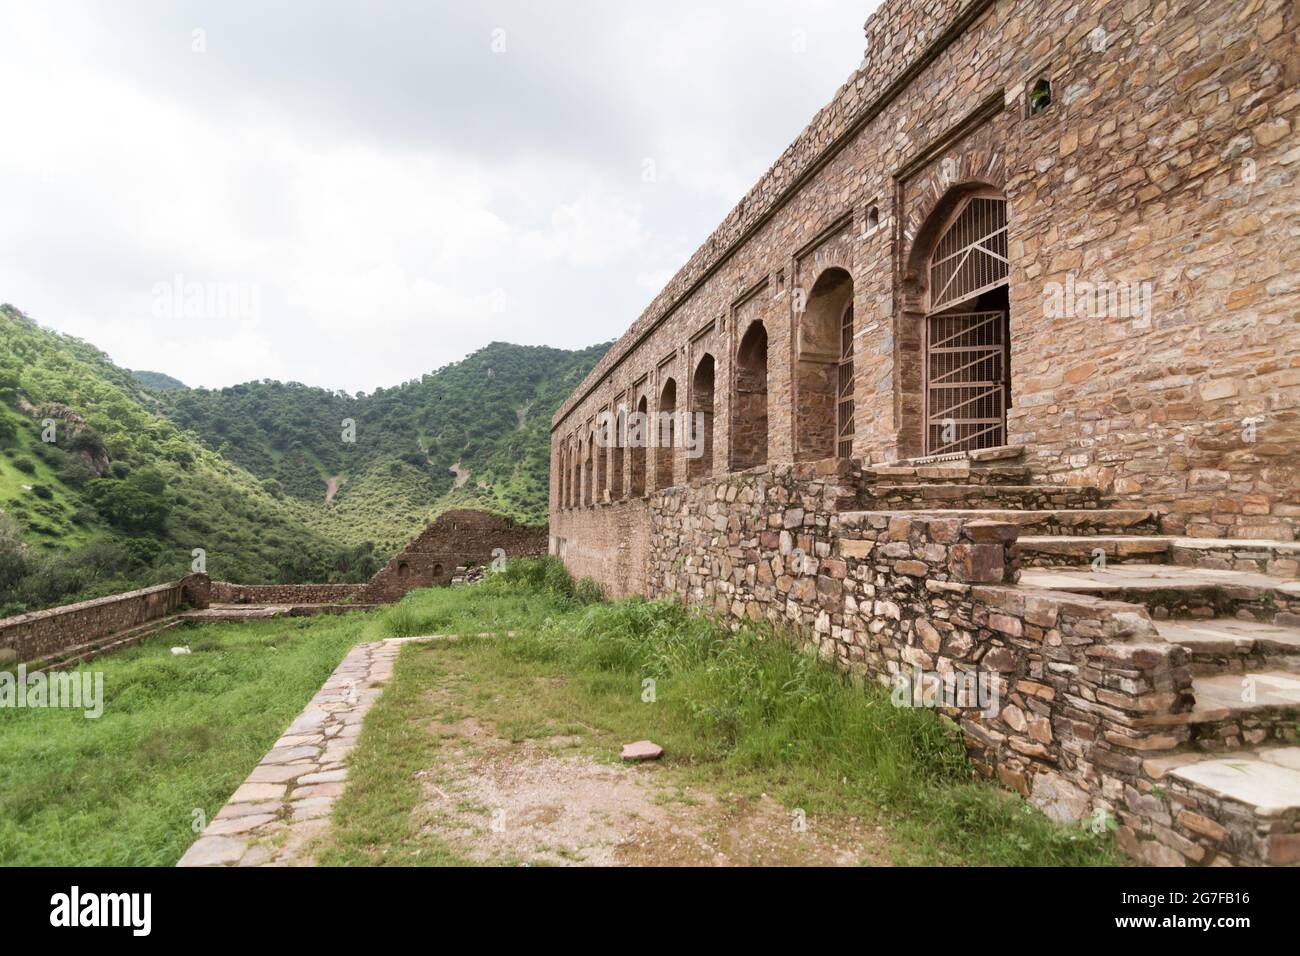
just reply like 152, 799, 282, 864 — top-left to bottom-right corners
0, 304, 607, 615
158, 341, 609, 554
130, 370, 188, 392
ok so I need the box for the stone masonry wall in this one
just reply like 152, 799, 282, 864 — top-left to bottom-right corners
208, 582, 369, 606
365, 508, 547, 602
551, 0, 1300, 541
634, 465, 1245, 862
0, 575, 209, 666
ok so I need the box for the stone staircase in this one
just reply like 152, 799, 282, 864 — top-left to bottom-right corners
859, 444, 1300, 865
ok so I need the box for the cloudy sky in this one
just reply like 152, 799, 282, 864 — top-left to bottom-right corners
0, 1, 878, 393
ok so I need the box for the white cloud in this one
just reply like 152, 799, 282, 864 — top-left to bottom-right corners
0, 0, 878, 392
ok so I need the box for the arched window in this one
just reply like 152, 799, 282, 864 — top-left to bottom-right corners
837, 302, 854, 459
630, 396, 648, 496
927, 194, 1008, 313
610, 406, 626, 499
795, 267, 852, 461
688, 355, 715, 480
596, 421, 609, 503
558, 446, 567, 510
583, 437, 593, 506
922, 190, 1010, 454
732, 321, 768, 470
656, 378, 676, 489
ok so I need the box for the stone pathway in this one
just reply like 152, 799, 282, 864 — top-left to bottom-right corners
177, 637, 428, 866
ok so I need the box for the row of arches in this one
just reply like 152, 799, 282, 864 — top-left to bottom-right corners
555, 314, 776, 509
557, 184, 1010, 507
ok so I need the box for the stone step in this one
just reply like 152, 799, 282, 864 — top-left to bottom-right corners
24, 617, 184, 671
867, 463, 1032, 484
1019, 563, 1300, 623
1155, 619, 1300, 675
861, 483, 1109, 510
1181, 670, 1300, 751
1018, 535, 1300, 578
1018, 535, 1174, 566
1139, 745, 1300, 866
1171, 537, 1300, 579
841, 508, 1162, 536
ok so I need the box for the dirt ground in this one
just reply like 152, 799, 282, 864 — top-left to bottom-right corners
411, 708, 893, 867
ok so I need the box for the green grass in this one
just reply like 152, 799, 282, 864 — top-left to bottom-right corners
0, 613, 372, 865
322, 560, 1122, 867
0, 558, 1124, 867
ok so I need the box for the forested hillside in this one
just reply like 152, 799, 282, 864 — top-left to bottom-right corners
0, 304, 606, 615
159, 340, 608, 551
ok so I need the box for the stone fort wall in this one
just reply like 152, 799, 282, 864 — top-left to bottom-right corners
550, 0, 1298, 542
1, 509, 547, 665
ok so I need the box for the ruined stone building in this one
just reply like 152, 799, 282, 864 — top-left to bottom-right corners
550, 0, 1299, 865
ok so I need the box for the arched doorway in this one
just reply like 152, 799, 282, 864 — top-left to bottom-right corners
656, 378, 676, 489
732, 321, 768, 470
610, 406, 625, 499
906, 187, 1010, 456
595, 425, 608, 503
583, 436, 593, 506
559, 445, 568, 509
796, 267, 853, 461
688, 354, 715, 480
630, 396, 647, 496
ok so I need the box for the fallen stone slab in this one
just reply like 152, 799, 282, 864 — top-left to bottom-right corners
621, 740, 664, 761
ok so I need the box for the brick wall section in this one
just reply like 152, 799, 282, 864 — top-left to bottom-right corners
364, 508, 547, 601
0, 574, 210, 665
212, 509, 548, 605
551, 0, 1299, 540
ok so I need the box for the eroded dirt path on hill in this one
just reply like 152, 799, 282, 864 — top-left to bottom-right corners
411, 701, 892, 867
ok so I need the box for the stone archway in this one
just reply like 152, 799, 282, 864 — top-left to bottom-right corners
732, 320, 768, 470
656, 378, 677, 489
630, 395, 648, 496
688, 354, 715, 480
795, 267, 853, 461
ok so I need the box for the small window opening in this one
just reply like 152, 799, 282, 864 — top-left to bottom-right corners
1027, 78, 1052, 116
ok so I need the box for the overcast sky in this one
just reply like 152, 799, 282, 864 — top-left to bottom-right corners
0, 1, 878, 393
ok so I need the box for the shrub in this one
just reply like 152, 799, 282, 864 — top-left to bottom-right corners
11, 457, 36, 475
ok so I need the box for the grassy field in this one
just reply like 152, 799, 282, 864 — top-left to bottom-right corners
0, 614, 368, 865
320, 561, 1121, 867
0, 559, 1123, 866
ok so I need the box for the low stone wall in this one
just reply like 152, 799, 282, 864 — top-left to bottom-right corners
209, 582, 369, 606
0, 574, 210, 666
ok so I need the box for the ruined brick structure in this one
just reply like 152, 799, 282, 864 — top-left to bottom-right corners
1, 509, 546, 669
551, 0, 1300, 864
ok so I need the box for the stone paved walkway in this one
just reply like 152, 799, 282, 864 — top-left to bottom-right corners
177, 636, 430, 866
